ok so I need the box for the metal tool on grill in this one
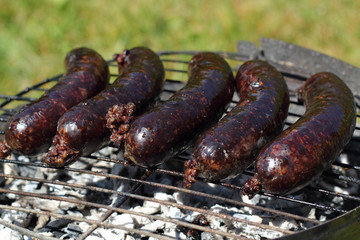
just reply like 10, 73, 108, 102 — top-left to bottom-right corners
0, 39, 359, 240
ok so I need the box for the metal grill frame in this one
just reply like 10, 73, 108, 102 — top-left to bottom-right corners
0, 47, 359, 240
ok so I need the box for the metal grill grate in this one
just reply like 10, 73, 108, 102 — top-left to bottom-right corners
0, 48, 359, 240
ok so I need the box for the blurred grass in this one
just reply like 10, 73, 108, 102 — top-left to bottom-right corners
0, 0, 359, 95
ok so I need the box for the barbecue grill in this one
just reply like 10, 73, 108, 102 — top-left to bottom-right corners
0, 38, 359, 240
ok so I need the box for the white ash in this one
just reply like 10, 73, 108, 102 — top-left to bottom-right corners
94, 228, 128, 240
269, 217, 299, 231
34, 214, 49, 231
141, 220, 165, 232
0, 225, 22, 240
0, 148, 358, 240
1, 201, 33, 228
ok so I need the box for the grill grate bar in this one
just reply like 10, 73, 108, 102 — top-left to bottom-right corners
0, 186, 262, 239
1, 156, 355, 214
218, 181, 348, 214
12, 157, 347, 214
88, 154, 360, 204
0, 95, 37, 102
308, 187, 360, 202
79, 165, 320, 223
0, 75, 60, 108
263, 193, 348, 214
32, 88, 49, 92
164, 68, 188, 74
0, 108, 18, 114
58, 159, 356, 214
110, 73, 121, 78
0, 159, 332, 222
159, 50, 252, 62
77, 169, 153, 240
161, 59, 189, 64
0, 185, 294, 236
333, 161, 360, 171
4, 169, 291, 234
0, 218, 58, 240
0, 203, 175, 240
323, 171, 360, 186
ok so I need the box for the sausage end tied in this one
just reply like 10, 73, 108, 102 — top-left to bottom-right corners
43, 47, 164, 167
43, 133, 81, 167
106, 102, 136, 147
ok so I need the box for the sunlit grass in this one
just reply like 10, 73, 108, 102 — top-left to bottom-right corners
0, 0, 359, 95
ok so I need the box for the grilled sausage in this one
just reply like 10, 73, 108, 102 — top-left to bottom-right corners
123, 52, 235, 168
0, 47, 109, 158
242, 72, 357, 198
43, 47, 165, 167
183, 60, 289, 188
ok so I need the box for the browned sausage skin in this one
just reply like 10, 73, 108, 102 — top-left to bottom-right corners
122, 52, 235, 168
43, 47, 165, 167
242, 72, 357, 198
183, 60, 289, 188
0, 47, 109, 158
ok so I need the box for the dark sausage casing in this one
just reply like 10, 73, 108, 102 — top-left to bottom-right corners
183, 60, 289, 187
242, 72, 357, 198
123, 52, 235, 168
1, 48, 109, 157
43, 47, 165, 167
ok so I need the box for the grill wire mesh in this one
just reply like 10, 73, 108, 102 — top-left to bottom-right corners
0, 50, 359, 240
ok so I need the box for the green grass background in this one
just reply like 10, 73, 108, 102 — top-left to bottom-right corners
0, 0, 359, 95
